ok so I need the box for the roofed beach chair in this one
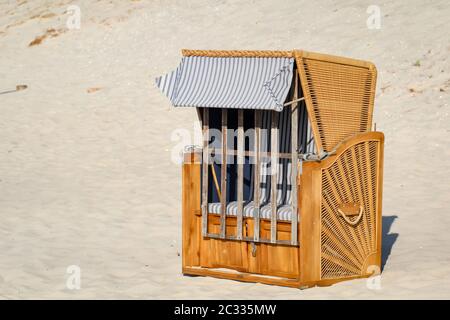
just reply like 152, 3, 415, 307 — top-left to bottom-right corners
156, 49, 384, 288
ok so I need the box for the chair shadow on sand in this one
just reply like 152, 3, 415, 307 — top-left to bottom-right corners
381, 215, 399, 271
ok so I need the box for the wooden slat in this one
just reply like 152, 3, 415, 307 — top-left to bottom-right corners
243, 237, 296, 246
236, 110, 244, 240
284, 97, 305, 107
183, 266, 302, 288
182, 152, 200, 267
204, 233, 298, 246
253, 110, 261, 241
291, 73, 299, 245
208, 149, 293, 159
220, 109, 227, 238
270, 111, 279, 243
201, 108, 209, 236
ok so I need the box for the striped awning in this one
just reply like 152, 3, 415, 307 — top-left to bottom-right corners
155, 56, 294, 111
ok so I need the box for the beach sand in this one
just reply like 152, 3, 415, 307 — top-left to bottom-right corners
0, 0, 449, 299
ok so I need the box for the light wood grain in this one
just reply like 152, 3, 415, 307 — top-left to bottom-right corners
201, 109, 209, 237
237, 110, 244, 240
270, 111, 279, 243
291, 72, 299, 245
253, 110, 261, 242
220, 109, 228, 238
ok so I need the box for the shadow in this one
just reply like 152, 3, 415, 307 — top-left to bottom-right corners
0, 89, 17, 95
381, 215, 399, 271
0, 85, 28, 95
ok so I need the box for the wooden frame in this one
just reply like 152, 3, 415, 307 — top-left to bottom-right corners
254, 110, 261, 242
290, 72, 299, 246
178, 49, 383, 289
201, 108, 209, 237
237, 110, 244, 240
220, 109, 227, 238
183, 131, 384, 288
270, 111, 279, 243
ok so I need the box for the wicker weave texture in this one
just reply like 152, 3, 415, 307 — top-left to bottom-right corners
182, 49, 293, 58
296, 52, 377, 153
320, 140, 379, 279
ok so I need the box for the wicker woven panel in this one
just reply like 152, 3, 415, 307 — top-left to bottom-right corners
296, 51, 377, 153
320, 140, 379, 280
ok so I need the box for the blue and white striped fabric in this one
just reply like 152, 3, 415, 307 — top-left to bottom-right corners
207, 105, 316, 221
208, 201, 293, 221
208, 108, 296, 222
298, 99, 316, 154
155, 56, 295, 111
298, 101, 316, 154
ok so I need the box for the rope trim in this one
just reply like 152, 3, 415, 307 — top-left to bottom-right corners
182, 49, 294, 58
263, 59, 295, 111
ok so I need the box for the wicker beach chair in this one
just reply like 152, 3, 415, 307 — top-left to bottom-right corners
156, 49, 384, 288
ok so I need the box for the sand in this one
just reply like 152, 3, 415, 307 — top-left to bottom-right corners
0, 0, 449, 299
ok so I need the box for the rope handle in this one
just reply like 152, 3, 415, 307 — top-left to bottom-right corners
210, 163, 221, 198
337, 205, 364, 226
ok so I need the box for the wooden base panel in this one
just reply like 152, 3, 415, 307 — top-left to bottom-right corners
183, 266, 376, 289
183, 266, 302, 288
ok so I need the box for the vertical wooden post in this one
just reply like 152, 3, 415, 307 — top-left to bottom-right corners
270, 111, 279, 243
201, 108, 209, 237
299, 164, 322, 283
253, 110, 261, 242
237, 110, 244, 240
291, 73, 299, 245
182, 151, 201, 268
220, 109, 228, 238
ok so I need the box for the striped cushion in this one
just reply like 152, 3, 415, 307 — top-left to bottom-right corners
208, 201, 293, 221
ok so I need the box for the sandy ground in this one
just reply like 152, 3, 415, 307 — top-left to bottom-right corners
0, 0, 449, 299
